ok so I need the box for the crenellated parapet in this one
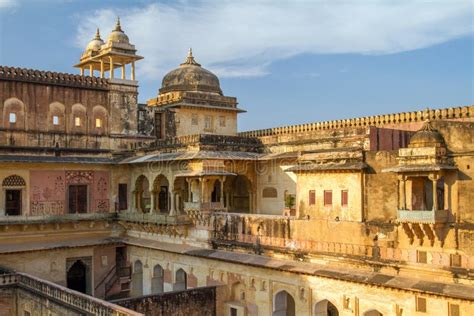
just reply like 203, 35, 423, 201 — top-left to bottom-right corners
0, 65, 109, 90
239, 105, 474, 138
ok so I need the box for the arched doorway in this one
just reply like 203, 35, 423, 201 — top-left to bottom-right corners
2, 175, 26, 216
229, 175, 251, 213
134, 176, 150, 213
315, 299, 339, 316
211, 179, 222, 203
151, 264, 164, 294
273, 290, 295, 316
174, 268, 187, 291
67, 260, 87, 294
153, 175, 169, 213
131, 260, 143, 296
363, 310, 383, 316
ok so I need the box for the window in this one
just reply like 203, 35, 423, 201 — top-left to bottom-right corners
308, 190, 316, 205
262, 187, 277, 198
324, 190, 332, 206
118, 184, 128, 211
416, 296, 427, 313
417, 250, 427, 264
204, 115, 213, 130
230, 307, 237, 316
24, 312, 31, 316
74, 116, 81, 127
9, 112, 16, 123
450, 254, 461, 267
341, 190, 348, 207
219, 116, 226, 127
95, 118, 102, 128
191, 113, 198, 125
53, 115, 59, 125
449, 303, 460, 316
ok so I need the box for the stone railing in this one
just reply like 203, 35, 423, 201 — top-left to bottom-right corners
147, 134, 263, 151
0, 272, 142, 316
239, 105, 474, 137
0, 65, 109, 90
397, 209, 449, 224
184, 202, 227, 212
0, 213, 114, 225
117, 211, 192, 225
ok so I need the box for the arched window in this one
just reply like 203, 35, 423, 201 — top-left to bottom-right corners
71, 104, 87, 134
49, 102, 65, 132
151, 264, 164, 294
131, 260, 143, 296
2, 175, 26, 216
174, 268, 187, 291
273, 290, 295, 316
3, 98, 26, 130
314, 299, 339, 316
135, 175, 150, 213
92, 105, 108, 135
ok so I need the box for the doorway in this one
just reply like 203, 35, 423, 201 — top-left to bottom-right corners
68, 185, 88, 213
5, 189, 21, 215
158, 186, 168, 212
67, 260, 87, 294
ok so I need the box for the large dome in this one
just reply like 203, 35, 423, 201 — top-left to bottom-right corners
409, 120, 445, 148
106, 18, 130, 45
160, 49, 222, 95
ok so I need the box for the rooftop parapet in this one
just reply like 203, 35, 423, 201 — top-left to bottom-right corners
0, 65, 109, 90
239, 105, 474, 138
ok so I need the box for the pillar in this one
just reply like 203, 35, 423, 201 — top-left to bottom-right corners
220, 176, 225, 206
186, 178, 192, 202
432, 175, 438, 211
100, 60, 104, 78
149, 190, 155, 213
121, 63, 126, 80
109, 56, 114, 79
80, 67, 84, 76
169, 182, 175, 215
200, 178, 205, 204
399, 175, 406, 210
131, 61, 135, 80
89, 64, 93, 77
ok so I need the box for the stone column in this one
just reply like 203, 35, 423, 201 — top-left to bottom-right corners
186, 178, 192, 202
169, 181, 176, 215
431, 174, 439, 211
398, 175, 407, 210
89, 65, 94, 77
131, 61, 135, 80
80, 67, 84, 76
100, 60, 104, 78
121, 63, 126, 80
220, 176, 225, 207
109, 56, 114, 79
200, 178, 205, 204
149, 190, 155, 213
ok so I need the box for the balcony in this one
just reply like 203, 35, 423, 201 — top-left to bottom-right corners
397, 209, 449, 224
117, 211, 192, 225
183, 202, 227, 212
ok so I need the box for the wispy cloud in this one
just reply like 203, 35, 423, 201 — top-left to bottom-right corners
75, 0, 474, 80
0, 0, 17, 10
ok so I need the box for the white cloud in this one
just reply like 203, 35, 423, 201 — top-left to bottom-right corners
75, 0, 474, 79
0, 0, 17, 9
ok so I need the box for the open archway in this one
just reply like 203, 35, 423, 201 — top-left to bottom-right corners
228, 175, 252, 213
315, 299, 339, 316
153, 174, 169, 213
67, 260, 88, 294
363, 310, 383, 316
134, 175, 150, 213
273, 290, 295, 316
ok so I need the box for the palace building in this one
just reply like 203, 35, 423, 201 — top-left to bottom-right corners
0, 20, 473, 316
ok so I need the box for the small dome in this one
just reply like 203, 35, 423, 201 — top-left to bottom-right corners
106, 18, 130, 44
85, 28, 104, 52
160, 49, 222, 95
409, 120, 446, 148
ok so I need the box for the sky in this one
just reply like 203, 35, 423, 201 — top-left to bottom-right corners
0, 0, 473, 131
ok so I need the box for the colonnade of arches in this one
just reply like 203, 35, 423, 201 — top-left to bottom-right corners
132, 173, 254, 214
271, 290, 383, 316
130, 260, 190, 297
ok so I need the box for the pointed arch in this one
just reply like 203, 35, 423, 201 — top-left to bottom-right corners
273, 290, 295, 316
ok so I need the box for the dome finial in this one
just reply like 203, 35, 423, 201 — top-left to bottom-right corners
181, 48, 201, 66
115, 16, 123, 32
95, 28, 101, 40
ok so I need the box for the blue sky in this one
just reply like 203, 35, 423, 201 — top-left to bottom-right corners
0, 0, 473, 131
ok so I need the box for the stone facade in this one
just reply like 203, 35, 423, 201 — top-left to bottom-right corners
0, 21, 473, 316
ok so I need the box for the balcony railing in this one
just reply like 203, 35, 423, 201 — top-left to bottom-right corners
184, 202, 227, 212
117, 211, 192, 225
397, 209, 449, 224
0, 271, 142, 316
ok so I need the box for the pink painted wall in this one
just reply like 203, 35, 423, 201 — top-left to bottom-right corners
29, 170, 110, 215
